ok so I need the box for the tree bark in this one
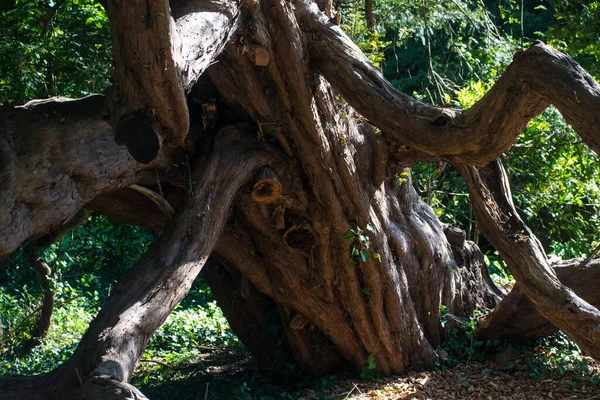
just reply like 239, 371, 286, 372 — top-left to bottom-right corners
201, 0, 501, 375
20, 247, 55, 353
364, 0, 374, 30
0, 95, 149, 259
477, 257, 600, 341
297, 4, 600, 164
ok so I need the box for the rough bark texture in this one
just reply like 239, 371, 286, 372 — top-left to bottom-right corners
202, 0, 499, 375
297, 3, 600, 164
0, 95, 147, 258
1, 0, 600, 397
364, 0, 374, 29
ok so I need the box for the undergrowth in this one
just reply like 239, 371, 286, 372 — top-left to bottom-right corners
438, 308, 600, 388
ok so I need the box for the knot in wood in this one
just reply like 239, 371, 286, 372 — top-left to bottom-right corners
433, 115, 450, 127
252, 167, 281, 203
283, 225, 317, 253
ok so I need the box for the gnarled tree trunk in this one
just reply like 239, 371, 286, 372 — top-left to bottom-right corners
1, 0, 600, 398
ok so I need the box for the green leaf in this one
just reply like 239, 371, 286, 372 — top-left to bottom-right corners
360, 251, 369, 263
367, 353, 377, 370
346, 258, 356, 267
373, 252, 381, 262
343, 230, 354, 240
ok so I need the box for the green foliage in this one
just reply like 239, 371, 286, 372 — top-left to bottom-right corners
0, 0, 111, 104
1, 215, 158, 302
0, 216, 235, 382
439, 311, 600, 386
414, 77, 600, 268
0, 291, 95, 374
360, 353, 378, 380
484, 252, 514, 287
340, 1, 391, 67
344, 224, 381, 267
526, 333, 597, 380
147, 301, 238, 353
507, 106, 600, 258
376, 0, 516, 104
439, 308, 492, 366
538, 0, 600, 78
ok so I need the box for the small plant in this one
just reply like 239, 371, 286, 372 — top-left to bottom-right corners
344, 224, 381, 267
438, 308, 498, 368
360, 353, 378, 380
395, 171, 410, 185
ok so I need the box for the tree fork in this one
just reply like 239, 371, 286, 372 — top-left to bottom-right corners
296, 2, 600, 164
104, 0, 240, 163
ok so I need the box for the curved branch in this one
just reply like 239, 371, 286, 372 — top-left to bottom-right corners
0, 125, 272, 398
128, 184, 175, 217
172, 0, 241, 92
456, 160, 600, 360
297, 3, 600, 164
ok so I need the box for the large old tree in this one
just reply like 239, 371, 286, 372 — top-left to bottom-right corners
1, 0, 600, 398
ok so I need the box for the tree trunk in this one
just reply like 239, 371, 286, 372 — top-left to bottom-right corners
201, 0, 501, 372
364, 0, 375, 30
2, 0, 600, 397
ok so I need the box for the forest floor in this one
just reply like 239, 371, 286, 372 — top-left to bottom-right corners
298, 363, 600, 399
136, 342, 600, 399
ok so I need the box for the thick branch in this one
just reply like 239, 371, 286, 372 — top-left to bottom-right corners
172, 0, 240, 92
0, 125, 270, 400
0, 95, 154, 259
457, 160, 600, 360
297, 3, 600, 164
105, 0, 239, 163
